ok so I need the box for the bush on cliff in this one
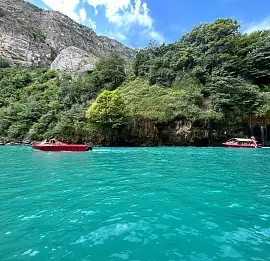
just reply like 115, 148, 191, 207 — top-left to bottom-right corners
86, 89, 126, 128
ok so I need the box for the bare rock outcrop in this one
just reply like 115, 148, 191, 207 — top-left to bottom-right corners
0, 0, 135, 68
51, 46, 98, 72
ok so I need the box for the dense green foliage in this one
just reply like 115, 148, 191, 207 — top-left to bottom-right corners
0, 53, 126, 142
133, 20, 270, 87
120, 77, 221, 122
132, 19, 270, 120
1, 19, 270, 143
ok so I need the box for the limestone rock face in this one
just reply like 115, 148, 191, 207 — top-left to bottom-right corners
51, 46, 98, 72
0, 0, 135, 68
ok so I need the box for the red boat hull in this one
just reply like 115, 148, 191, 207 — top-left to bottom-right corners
222, 142, 261, 148
31, 144, 91, 152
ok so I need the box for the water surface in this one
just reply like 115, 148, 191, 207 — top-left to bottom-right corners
0, 147, 270, 260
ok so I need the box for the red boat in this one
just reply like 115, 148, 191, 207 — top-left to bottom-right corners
222, 138, 261, 148
31, 139, 93, 152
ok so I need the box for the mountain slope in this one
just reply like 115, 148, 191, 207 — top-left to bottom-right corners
0, 0, 135, 68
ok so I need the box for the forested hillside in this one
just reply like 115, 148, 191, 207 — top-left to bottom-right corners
1, 19, 270, 145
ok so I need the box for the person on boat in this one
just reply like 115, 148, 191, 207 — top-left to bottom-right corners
50, 138, 56, 144
250, 136, 259, 148
41, 139, 49, 144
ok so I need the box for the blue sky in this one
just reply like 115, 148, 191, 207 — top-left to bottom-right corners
26, 0, 270, 47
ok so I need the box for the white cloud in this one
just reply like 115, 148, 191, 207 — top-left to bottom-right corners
115, 32, 127, 41
86, 0, 152, 27
148, 30, 164, 43
110, 0, 152, 28
244, 17, 270, 34
41, 0, 80, 22
79, 8, 87, 22
85, 0, 163, 44
88, 17, 97, 30
86, 0, 130, 21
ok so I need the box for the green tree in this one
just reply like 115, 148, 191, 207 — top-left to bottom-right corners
242, 31, 270, 84
86, 89, 126, 128
205, 74, 261, 122
93, 53, 126, 90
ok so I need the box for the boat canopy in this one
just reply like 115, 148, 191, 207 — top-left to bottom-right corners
228, 138, 255, 142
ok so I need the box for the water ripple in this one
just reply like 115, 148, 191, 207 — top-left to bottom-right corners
0, 146, 270, 260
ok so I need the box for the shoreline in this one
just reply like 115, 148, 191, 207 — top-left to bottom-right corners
2, 143, 268, 148
0, 142, 232, 148
0, 141, 221, 147
0, 141, 31, 146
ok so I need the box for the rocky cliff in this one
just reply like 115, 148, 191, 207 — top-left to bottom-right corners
0, 0, 135, 69
83, 118, 251, 147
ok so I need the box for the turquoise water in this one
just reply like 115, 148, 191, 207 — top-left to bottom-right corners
0, 147, 270, 261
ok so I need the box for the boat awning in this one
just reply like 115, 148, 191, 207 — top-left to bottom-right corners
234, 138, 254, 142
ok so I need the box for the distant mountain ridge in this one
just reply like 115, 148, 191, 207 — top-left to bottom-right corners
0, 0, 135, 69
